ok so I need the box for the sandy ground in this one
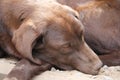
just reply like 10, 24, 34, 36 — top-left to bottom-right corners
0, 58, 120, 80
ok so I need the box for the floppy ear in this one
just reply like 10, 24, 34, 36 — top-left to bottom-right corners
12, 19, 46, 64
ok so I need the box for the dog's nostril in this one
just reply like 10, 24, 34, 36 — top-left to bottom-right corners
91, 60, 103, 71
94, 62, 103, 71
96, 66, 101, 71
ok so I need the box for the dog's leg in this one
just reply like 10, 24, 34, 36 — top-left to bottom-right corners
3, 59, 52, 80
99, 51, 120, 66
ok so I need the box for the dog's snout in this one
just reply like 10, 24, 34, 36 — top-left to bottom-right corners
93, 60, 103, 73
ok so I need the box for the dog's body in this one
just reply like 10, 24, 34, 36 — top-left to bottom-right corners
58, 0, 120, 66
0, 0, 102, 80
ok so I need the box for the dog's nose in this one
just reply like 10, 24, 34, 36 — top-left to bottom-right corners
93, 60, 103, 73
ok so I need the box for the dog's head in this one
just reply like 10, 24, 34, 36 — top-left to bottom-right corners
12, 1, 102, 75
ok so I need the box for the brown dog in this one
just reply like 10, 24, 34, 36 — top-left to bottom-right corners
58, 0, 120, 66
0, 0, 102, 80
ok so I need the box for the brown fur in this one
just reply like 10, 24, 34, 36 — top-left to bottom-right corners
0, 0, 102, 80
58, 0, 120, 66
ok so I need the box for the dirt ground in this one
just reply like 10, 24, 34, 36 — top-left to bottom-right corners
0, 58, 120, 80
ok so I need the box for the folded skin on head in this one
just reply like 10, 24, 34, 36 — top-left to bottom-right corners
11, 0, 102, 75
0, 1, 103, 79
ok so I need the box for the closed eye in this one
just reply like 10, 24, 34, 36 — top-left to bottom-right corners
62, 43, 72, 48
60, 43, 73, 54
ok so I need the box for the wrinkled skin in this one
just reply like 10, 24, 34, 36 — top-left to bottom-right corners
57, 0, 120, 66
33, 21, 102, 74
0, 0, 102, 80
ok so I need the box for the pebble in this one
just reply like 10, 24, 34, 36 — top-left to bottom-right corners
51, 67, 57, 71
103, 76, 113, 80
99, 65, 109, 73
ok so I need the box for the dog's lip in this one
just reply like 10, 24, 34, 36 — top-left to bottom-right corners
52, 63, 74, 70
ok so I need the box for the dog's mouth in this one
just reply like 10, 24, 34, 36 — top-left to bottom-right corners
55, 64, 74, 70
